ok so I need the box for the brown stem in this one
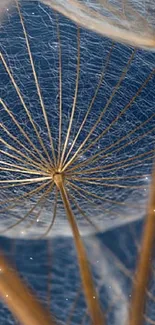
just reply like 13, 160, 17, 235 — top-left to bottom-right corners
129, 164, 155, 325
54, 173, 105, 325
0, 252, 56, 325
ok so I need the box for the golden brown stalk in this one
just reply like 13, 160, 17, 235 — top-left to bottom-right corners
54, 173, 105, 325
129, 164, 155, 325
0, 251, 56, 325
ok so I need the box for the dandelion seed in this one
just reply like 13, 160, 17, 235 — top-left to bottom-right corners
0, 1, 155, 325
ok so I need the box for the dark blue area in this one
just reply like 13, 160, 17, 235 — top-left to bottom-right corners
0, 218, 142, 323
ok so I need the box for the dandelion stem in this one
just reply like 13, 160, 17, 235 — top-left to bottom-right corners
0, 252, 56, 325
129, 164, 155, 325
54, 174, 105, 325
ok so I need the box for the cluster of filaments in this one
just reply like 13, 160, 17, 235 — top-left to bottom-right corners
0, 0, 154, 239
0, 5, 154, 239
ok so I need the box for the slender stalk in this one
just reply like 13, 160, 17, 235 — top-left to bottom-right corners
54, 174, 105, 325
129, 164, 155, 325
0, 252, 56, 325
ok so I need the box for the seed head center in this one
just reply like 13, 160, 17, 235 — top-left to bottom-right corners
53, 171, 64, 189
